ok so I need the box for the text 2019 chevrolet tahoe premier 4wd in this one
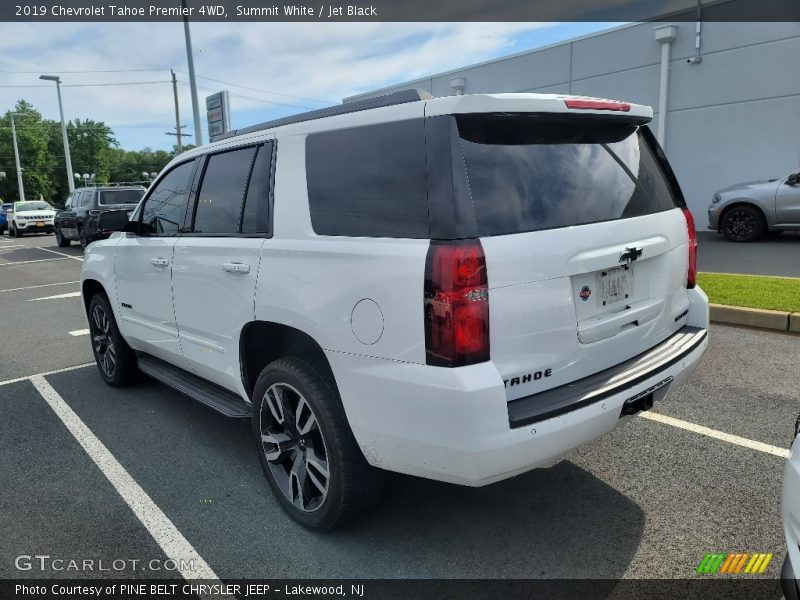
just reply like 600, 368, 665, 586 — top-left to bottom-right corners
81, 90, 709, 530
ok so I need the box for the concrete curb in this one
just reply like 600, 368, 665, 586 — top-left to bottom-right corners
709, 303, 800, 333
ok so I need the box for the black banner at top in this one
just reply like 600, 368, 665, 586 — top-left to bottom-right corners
2, 0, 800, 22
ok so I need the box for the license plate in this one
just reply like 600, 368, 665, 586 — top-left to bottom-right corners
35, 221, 45, 227
597, 266, 631, 305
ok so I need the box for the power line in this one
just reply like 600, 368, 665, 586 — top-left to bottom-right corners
173, 69, 334, 105
0, 80, 170, 88
0, 68, 169, 74
176, 80, 314, 110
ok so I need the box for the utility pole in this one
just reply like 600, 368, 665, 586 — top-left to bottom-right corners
10, 113, 25, 202
171, 69, 183, 153
182, 0, 203, 146
40, 75, 75, 193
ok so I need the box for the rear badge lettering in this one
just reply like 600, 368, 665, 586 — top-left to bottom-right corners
579, 285, 591, 301
504, 369, 552, 387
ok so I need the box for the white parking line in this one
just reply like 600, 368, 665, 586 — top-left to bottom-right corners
68, 329, 90, 337
0, 362, 94, 387
0, 257, 68, 266
29, 375, 221, 581
0, 244, 28, 250
639, 411, 790, 459
37, 247, 84, 262
0, 280, 80, 293
29, 291, 82, 302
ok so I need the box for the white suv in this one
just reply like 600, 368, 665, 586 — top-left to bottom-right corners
81, 90, 709, 530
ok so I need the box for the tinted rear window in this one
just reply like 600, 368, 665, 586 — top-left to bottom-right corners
305, 119, 429, 238
99, 189, 144, 205
455, 114, 677, 236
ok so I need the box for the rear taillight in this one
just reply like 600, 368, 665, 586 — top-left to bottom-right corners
564, 98, 631, 112
682, 207, 697, 289
424, 240, 490, 367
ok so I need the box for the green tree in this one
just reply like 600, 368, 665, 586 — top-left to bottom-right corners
0, 100, 56, 203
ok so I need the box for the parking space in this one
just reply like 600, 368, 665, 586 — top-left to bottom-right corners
0, 233, 90, 381
0, 231, 795, 588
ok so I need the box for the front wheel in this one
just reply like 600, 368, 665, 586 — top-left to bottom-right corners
252, 357, 385, 531
721, 205, 765, 242
88, 294, 138, 386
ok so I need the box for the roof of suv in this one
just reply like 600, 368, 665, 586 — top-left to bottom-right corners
174, 90, 653, 166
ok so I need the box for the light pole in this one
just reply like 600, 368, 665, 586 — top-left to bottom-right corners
39, 75, 75, 193
181, 0, 203, 146
9, 113, 25, 202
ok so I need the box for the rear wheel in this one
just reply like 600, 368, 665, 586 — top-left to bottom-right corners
252, 357, 385, 531
88, 293, 138, 386
721, 205, 765, 242
55, 227, 70, 247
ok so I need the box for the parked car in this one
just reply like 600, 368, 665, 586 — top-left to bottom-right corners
55, 186, 146, 248
80, 90, 709, 530
782, 413, 800, 600
0, 202, 12, 234
7, 200, 56, 237
707, 169, 800, 242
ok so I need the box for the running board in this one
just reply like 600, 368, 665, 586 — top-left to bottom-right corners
136, 354, 251, 419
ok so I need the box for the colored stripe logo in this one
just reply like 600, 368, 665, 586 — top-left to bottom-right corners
696, 552, 774, 574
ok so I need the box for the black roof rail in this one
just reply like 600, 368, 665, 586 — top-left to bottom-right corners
215, 88, 434, 142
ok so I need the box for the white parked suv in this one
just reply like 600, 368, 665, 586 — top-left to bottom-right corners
8, 200, 56, 236
81, 90, 709, 530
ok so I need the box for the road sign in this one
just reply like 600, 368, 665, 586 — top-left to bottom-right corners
206, 91, 230, 141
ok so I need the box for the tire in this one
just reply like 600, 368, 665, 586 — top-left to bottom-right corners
87, 293, 138, 387
11, 223, 20, 237
721, 204, 766, 242
55, 227, 70, 247
252, 357, 386, 531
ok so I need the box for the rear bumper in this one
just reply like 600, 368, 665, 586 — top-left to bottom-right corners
508, 326, 706, 428
329, 319, 708, 486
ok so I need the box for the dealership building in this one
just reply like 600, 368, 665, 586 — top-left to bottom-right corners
346, 21, 800, 225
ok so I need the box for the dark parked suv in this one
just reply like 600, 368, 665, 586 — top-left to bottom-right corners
55, 186, 145, 248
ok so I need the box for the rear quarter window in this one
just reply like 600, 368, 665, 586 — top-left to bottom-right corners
305, 119, 429, 238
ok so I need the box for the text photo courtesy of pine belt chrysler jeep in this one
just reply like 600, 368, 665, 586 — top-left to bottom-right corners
81, 90, 709, 530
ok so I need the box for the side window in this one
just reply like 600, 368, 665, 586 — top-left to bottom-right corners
192, 146, 256, 234
241, 143, 273, 234
79, 191, 92, 207
140, 160, 196, 236
305, 119, 429, 238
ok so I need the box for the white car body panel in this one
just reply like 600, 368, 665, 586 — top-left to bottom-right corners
172, 236, 264, 393
784, 435, 800, 592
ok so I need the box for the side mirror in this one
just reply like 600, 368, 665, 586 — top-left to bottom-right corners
97, 209, 132, 233
787, 173, 800, 186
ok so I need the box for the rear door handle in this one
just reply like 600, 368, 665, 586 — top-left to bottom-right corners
223, 262, 250, 274
150, 257, 169, 267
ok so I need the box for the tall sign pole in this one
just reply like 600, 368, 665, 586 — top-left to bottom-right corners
182, 0, 203, 145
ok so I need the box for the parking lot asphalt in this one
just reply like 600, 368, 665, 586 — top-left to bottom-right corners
697, 231, 800, 277
0, 231, 796, 589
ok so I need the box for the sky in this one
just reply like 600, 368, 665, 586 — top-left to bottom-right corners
0, 21, 623, 152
